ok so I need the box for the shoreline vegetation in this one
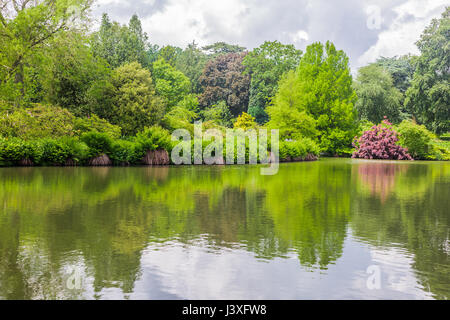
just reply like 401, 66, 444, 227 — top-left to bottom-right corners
0, 125, 321, 167
1, 4, 449, 167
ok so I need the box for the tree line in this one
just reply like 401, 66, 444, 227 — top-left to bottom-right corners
0, 1, 448, 158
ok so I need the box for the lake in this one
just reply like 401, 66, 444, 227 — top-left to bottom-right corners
0, 159, 448, 300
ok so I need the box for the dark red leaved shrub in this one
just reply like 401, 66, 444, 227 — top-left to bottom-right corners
352, 118, 413, 160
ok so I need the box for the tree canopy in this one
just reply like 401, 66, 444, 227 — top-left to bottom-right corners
91, 13, 150, 69
243, 41, 302, 124
199, 52, 250, 117
405, 7, 450, 134
354, 64, 403, 124
152, 58, 191, 111
268, 41, 358, 155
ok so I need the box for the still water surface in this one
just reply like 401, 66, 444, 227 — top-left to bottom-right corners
0, 159, 448, 300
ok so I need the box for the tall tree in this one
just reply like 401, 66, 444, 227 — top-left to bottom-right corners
242, 41, 302, 123
91, 13, 149, 69
405, 7, 450, 134
268, 41, 358, 155
354, 64, 403, 124
199, 52, 250, 117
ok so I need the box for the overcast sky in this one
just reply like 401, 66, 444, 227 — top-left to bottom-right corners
92, 0, 448, 71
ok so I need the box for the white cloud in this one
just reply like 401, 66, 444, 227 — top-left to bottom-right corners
138, 0, 250, 48
287, 30, 309, 44
357, 0, 448, 68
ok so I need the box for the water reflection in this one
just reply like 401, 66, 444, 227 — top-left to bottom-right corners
0, 159, 448, 299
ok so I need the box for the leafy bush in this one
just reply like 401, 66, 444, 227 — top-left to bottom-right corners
0, 138, 42, 165
110, 140, 140, 165
280, 138, 320, 161
0, 105, 122, 140
81, 132, 113, 157
40, 139, 70, 165
201, 101, 234, 128
431, 140, 450, 161
0, 105, 75, 139
135, 126, 173, 156
73, 114, 122, 139
162, 105, 197, 133
39, 137, 89, 165
61, 137, 90, 164
396, 120, 437, 160
234, 112, 258, 130
352, 118, 413, 160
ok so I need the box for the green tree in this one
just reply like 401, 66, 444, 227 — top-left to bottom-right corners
89, 62, 165, 136
91, 14, 150, 69
243, 41, 302, 124
201, 101, 233, 128
354, 64, 403, 124
0, 0, 93, 105
375, 55, 417, 94
175, 41, 209, 94
199, 52, 250, 117
266, 71, 318, 140
42, 32, 110, 117
268, 41, 358, 155
152, 58, 191, 111
405, 7, 450, 134
157, 45, 182, 66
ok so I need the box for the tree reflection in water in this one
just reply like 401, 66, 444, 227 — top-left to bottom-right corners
0, 159, 448, 299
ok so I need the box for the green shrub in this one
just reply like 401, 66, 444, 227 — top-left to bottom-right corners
357, 120, 375, 137
280, 138, 320, 161
431, 140, 450, 161
0, 105, 76, 139
62, 138, 89, 164
135, 126, 173, 157
0, 138, 42, 165
81, 132, 113, 157
73, 114, 122, 139
40, 139, 69, 165
111, 140, 140, 165
39, 137, 89, 165
396, 120, 437, 160
0, 105, 122, 140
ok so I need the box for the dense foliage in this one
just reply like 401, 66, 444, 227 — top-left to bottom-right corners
352, 118, 413, 160
199, 52, 250, 117
404, 8, 450, 134
0, 2, 448, 165
268, 41, 358, 156
93, 62, 165, 135
354, 65, 403, 124
396, 120, 450, 160
0, 104, 121, 139
242, 41, 302, 123
234, 113, 258, 130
